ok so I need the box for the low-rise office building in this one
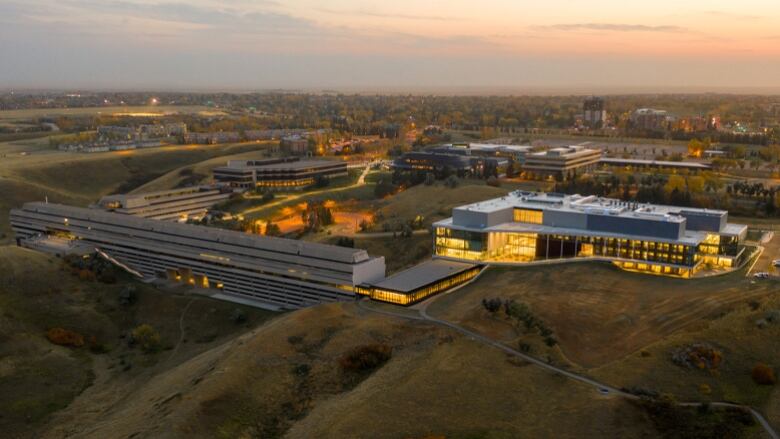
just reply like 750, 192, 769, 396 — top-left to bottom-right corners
280, 135, 309, 155
433, 191, 747, 278
522, 146, 602, 180
356, 259, 481, 305
10, 202, 386, 310
96, 186, 233, 221
430, 143, 532, 163
213, 157, 348, 190
392, 151, 504, 175
600, 157, 711, 171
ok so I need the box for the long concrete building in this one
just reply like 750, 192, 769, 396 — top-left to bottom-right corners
96, 186, 232, 221
433, 191, 747, 278
11, 202, 386, 310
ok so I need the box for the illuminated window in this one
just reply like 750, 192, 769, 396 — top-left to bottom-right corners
513, 209, 543, 224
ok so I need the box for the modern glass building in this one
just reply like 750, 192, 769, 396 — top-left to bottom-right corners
433, 191, 747, 278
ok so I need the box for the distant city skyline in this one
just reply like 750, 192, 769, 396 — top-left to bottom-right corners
2, 0, 780, 91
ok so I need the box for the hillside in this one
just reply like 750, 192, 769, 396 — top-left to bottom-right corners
428, 262, 780, 433
37, 302, 657, 439
0, 246, 276, 438
0, 142, 272, 241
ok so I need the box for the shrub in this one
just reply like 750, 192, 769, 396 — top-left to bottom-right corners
287, 335, 304, 345
672, 343, 723, 370
339, 344, 392, 372
482, 297, 502, 313
751, 363, 777, 385
78, 269, 95, 282
131, 324, 162, 353
230, 308, 247, 324
46, 327, 85, 347
486, 176, 501, 187
118, 286, 137, 306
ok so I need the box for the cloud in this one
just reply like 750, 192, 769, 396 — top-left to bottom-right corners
317, 7, 456, 21
535, 23, 688, 33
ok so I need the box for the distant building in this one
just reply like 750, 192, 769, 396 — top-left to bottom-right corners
183, 131, 240, 144
392, 151, 504, 175
96, 186, 232, 221
599, 157, 711, 171
522, 146, 602, 180
431, 143, 533, 163
213, 157, 348, 190
244, 129, 307, 141
280, 135, 309, 155
631, 108, 673, 132
583, 96, 607, 127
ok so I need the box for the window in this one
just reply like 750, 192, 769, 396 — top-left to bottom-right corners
513, 209, 543, 224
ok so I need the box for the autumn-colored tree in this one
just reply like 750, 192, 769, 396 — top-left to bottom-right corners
46, 327, 85, 347
132, 324, 162, 353
752, 363, 776, 385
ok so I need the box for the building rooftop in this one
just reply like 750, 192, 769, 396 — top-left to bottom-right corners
222, 159, 343, 171
600, 157, 711, 170
368, 259, 477, 293
455, 191, 725, 222
19, 202, 371, 265
527, 145, 601, 159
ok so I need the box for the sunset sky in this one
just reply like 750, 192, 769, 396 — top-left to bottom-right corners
2, 0, 780, 91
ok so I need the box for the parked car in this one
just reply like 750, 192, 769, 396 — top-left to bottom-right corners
772, 259, 780, 267
753, 272, 771, 279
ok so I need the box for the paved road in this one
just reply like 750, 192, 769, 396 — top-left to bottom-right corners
356, 273, 779, 439
240, 161, 375, 217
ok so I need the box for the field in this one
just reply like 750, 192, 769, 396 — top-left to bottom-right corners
426, 262, 780, 432
0, 246, 276, 438
0, 105, 218, 122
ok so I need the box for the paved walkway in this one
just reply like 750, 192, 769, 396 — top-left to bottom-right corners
239, 161, 375, 217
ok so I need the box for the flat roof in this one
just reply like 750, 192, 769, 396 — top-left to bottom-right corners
434, 217, 706, 246
600, 157, 711, 169
221, 159, 344, 171
18, 202, 370, 265
368, 259, 477, 293
454, 191, 726, 222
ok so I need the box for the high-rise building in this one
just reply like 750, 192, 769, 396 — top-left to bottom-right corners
583, 96, 607, 127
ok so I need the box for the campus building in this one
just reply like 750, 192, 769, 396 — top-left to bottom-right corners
96, 186, 233, 221
583, 96, 607, 127
433, 191, 747, 278
213, 157, 348, 190
600, 157, 712, 171
522, 146, 602, 180
392, 151, 505, 175
10, 202, 386, 310
430, 143, 532, 163
356, 259, 481, 305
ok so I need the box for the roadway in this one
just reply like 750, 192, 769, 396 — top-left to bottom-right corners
239, 161, 375, 217
356, 269, 779, 439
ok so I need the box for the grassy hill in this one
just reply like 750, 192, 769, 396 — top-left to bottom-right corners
2, 243, 775, 438
0, 142, 272, 241
35, 301, 658, 439
428, 262, 780, 433
0, 246, 275, 438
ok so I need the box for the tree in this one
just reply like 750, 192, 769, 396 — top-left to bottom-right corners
752, 363, 777, 385
687, 139, 704, 158
131, 324, 162, 353
265, 221, 282, 236
665, 174, 686, 193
